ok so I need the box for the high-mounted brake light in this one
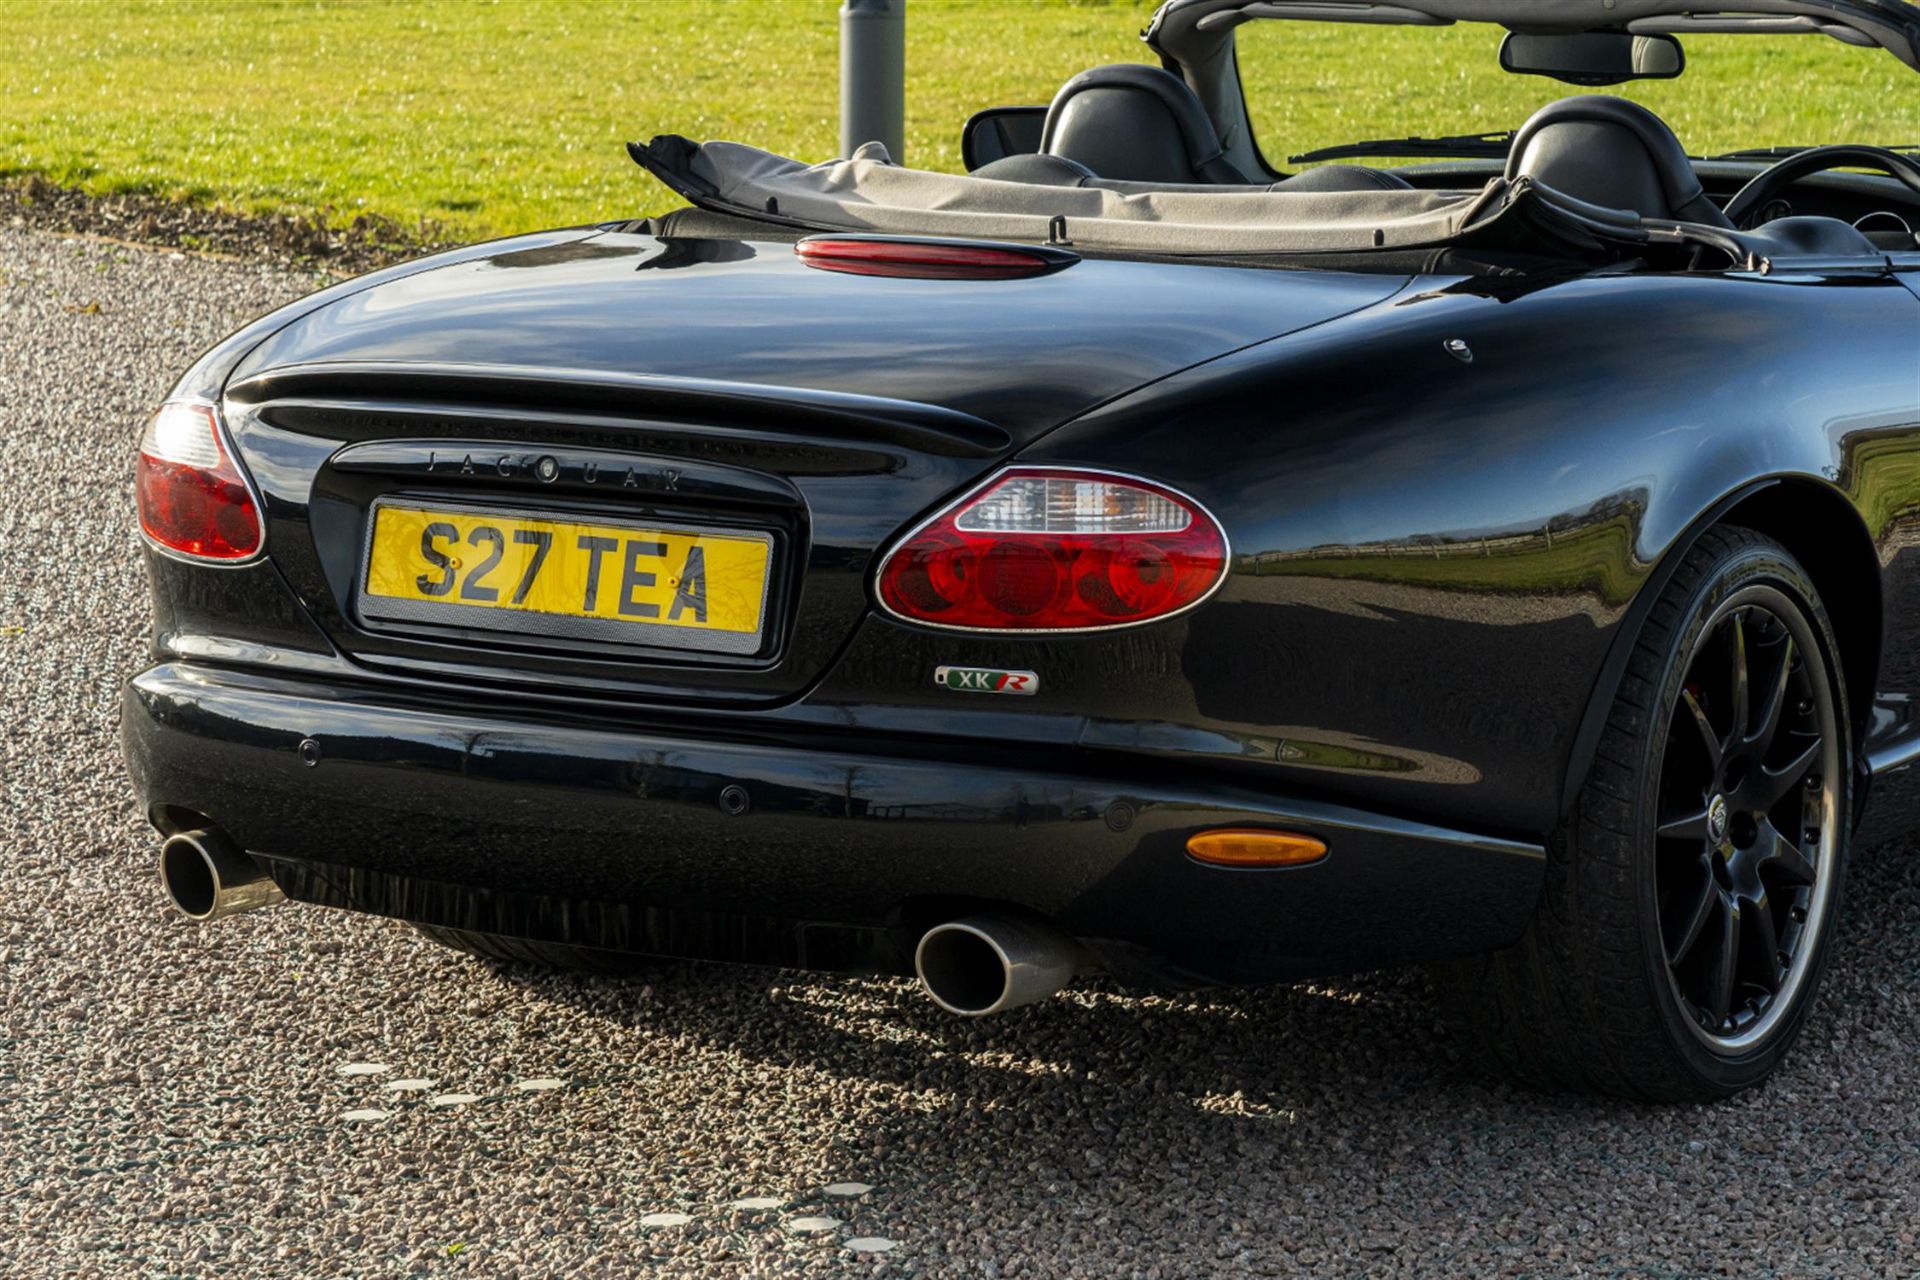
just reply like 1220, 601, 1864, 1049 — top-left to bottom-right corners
875, 468, 1229, 631
795, 236, 1074, 280
136, 401, 264, 561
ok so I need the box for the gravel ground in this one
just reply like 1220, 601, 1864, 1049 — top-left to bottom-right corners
5, 226, 1920, 1278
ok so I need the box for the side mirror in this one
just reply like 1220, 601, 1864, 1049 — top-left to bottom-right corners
961, 106, 1048, 171
1499, 31, 1685, 86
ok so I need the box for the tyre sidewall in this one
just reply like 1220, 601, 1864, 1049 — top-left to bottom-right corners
1635, 538, 1852, 1093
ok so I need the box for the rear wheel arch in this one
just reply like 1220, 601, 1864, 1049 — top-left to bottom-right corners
1561, 477, 1881, 821
1717, 482, 1880, 748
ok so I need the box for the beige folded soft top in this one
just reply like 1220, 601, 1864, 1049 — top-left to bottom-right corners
633, 136, 1519, 256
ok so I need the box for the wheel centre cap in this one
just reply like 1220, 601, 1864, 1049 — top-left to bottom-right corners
1706, 793, 1731, 845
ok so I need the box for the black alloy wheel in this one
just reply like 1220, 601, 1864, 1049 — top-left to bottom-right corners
1436, 527, 1851, 1100
1653, 595, 1841, 1051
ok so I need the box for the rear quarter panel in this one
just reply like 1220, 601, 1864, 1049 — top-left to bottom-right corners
812, 267, 1920, 841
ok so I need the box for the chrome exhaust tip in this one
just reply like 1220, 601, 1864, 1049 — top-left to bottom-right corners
914, 914, 1081, 1016
158, 828, 284, 921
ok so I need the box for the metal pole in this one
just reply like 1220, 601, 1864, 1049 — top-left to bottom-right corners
840, 0, 905, 163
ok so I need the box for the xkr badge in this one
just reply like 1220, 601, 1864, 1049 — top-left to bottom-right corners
934, 666, 1040, 696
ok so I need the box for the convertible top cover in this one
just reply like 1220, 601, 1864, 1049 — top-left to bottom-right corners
632, 136, 1557, 257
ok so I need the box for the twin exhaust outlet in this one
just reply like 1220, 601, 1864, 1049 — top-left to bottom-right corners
157, 829, 285, 921
156, 830, 1081, 1015
913, 914, 1083, 1016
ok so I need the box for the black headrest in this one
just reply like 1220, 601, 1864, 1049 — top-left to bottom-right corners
969, 153, 1096, 188
1506, 95, 1732, 228
1041, 63, 1249, 185
1270, 164, 1414, 193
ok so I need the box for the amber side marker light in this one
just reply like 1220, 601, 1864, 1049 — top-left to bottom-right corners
1186, 829, 1328, 868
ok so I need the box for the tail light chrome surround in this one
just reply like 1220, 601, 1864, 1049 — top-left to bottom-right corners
136, 399, 267, 565
873, 466, 1231, 633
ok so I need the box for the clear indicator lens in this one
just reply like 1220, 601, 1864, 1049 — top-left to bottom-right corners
953, 476, 1193, 535
139, 402, 225, 468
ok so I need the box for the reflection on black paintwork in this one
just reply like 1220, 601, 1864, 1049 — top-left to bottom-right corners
1835, 415, 1920, 727
639, 237, 760, 270
129, 662, 1545, 982
1246, 489, 1649, 607
485, 241, 658, 270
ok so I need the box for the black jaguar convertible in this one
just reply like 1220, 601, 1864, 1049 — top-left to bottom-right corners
126, 0, 1920, 1099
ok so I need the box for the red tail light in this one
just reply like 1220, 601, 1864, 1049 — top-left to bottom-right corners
875, 468, 1229, 631
136, 401, 264, 561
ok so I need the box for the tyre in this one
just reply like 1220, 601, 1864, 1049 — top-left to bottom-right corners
1437, 526, 1851, 1100
411, 924, 657, 976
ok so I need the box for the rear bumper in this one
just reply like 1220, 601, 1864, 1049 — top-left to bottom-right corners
122, 662, 1544, 984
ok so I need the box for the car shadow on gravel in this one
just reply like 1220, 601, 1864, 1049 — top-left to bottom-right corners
407, 833, 1920, 1269
463, 831, 1920, 1213
474, 825, 1912, 1093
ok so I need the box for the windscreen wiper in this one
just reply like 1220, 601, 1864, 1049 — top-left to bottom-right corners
1287, 131, 1513, 164
1710, 145, 1816, 160
1709, 144, 1920, 159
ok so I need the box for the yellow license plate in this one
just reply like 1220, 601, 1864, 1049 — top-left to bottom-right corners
359, 503, 773, 652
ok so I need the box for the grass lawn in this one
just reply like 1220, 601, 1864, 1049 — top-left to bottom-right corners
4, 0, 1918, 242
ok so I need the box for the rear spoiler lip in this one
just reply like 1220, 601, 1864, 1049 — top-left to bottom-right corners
224, 359, 1015, 459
